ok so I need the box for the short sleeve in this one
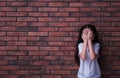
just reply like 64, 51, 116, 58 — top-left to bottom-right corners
78, 43, 83, 55
94, 43, 100, 56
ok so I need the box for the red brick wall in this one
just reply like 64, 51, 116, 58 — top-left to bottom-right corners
0, 0, 120, 78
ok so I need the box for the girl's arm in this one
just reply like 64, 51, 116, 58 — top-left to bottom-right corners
79, 41, 87, 60
79, 30, 88, 60
88, 40, 96, 60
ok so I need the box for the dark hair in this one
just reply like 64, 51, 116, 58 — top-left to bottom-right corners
75, 24, 100, 65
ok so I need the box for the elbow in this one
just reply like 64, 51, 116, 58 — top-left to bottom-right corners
90, 56, 96, 60
80, 56, 86, 61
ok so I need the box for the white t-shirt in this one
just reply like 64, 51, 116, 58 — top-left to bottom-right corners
77, 43, 101, 78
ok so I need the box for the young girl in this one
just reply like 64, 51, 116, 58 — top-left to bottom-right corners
75, 24, 101, 78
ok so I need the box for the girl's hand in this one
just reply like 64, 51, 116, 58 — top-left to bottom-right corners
82, 29, 88, 42
87, 30, 94, 41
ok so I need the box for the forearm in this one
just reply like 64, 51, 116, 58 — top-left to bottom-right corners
80, 41, 87, 60
88, 40, 96, 60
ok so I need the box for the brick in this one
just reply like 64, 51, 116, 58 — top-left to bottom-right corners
39, 37, 61, 41
111, 32, 120, 36
80, 7, 100, 12
40, 56, 59, 60
30, 70, 50, 75
28, 12, 48, 16
28, 2, 48, 6
112, 12, 120, 16
0, 51, 7, 55
49, 12, 69, 17
0, 27, 15, 31
19, 46, 38, 51
80, 0, 98, 2
49, 32, 69, 36
29, 22, 48, 26
20, 66, 42, 70
29, 51, 49, 55
31, 61, 49, 65
16, 26, 38, 32
7, 22, 27, 26
19, 56, 39, 61
7, 2, 27, 6
7, 41, 26, 46
0, 46, 17, 50
38, 27, 58, 32
102, 17, 120, 21
102, 7, 120, 11
7, 32, 27, 37
69, 3, 89, 7
39, 47, 59, 51
60, 46, 76, 51
100, 27, 120, 32
1, 0, 16, 2
49, 2, 68, 7
59, 27, 77, 31
10, 70, 29, 75
103, 37, 120, 41
59, 8, 79, 12
111, 2, 120, 6
0, 56, 18, 61
61, 37, 77, 41
62, 66, 78, 70
19, 37, 39, 41
70, 13, 87, 17
46, 66, 61, 70
27, 41, 47, 46
91, 2, 110, 7
0, 37, 18, 41
91, 12, 111, 16
49, 51, 69, 56
49, 22, 69, 26
0, 2, 6, 6
0, 7, 16, 11
7, 12, 27, 16
51, 70, 70, 74
0, 70, 8, 75
17, 7, 37, 11
38, 17, 58, 21
0, 61, 8, 65
80, 17, 100, 21
0, 17, 16, 21
0, 66, 19, 70
0, 22, 6, 26
59, 17, 79, 21
39, 7, 58, 11
0, 75, 19, 78
0, 12, 6, 16
42, 75, 61, 78
17, 17, 37, 21
48, 42, 68, 46
0, 32, 6, 36
28, 32, 48, 36
8, 51, 27, 55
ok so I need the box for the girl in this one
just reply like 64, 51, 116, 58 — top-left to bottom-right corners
75, 24, 101, 78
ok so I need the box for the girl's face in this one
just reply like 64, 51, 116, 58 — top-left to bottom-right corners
82, 28, 95, 40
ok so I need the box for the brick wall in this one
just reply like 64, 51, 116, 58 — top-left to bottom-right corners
0, 0, 120, 78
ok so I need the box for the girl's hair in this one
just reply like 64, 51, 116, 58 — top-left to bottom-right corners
75, 24, 100, 65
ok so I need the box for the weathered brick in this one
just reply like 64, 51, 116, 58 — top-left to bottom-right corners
28, 2, 48, 6
49, 2, 68, 7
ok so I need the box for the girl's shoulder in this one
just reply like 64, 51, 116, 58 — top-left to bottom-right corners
93, 43, 100, 47
78, 43, 83, 48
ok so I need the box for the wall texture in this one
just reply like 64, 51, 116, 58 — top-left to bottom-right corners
0, 0, 120, 78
